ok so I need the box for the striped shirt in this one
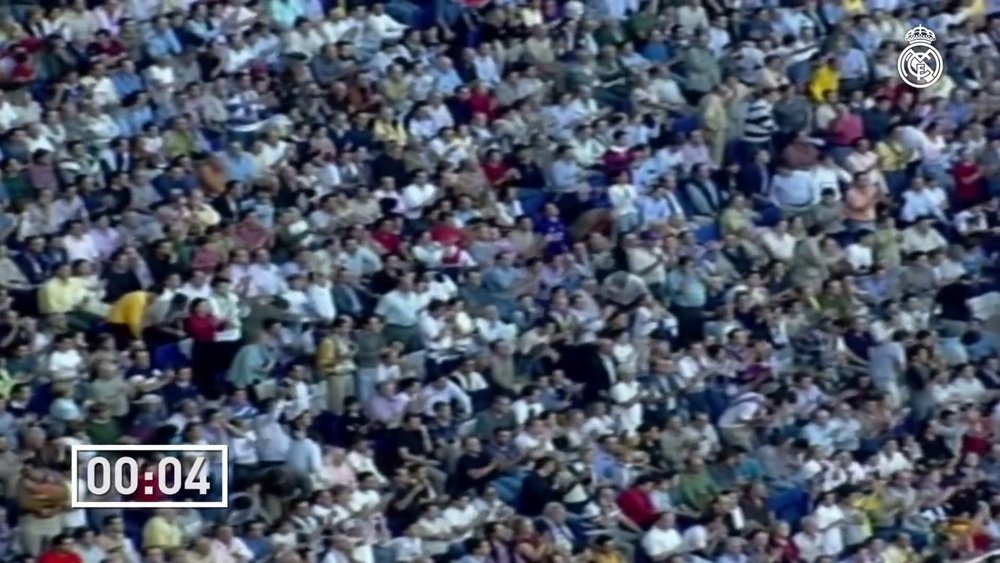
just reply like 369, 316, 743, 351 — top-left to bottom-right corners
743, 98, 775, 144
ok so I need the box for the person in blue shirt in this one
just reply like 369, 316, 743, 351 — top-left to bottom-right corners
111, 60, 144, 99
834, 36, 870, 90
145, 16, 184, 59
221, 141, 256, 184
160, 366, 201, 409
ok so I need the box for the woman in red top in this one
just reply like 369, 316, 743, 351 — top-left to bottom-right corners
370, 218, 403, 254
7, 50, 36, 85
184, 298, 223, 342
468, 82, 497, 120
770, 521, 801, 562
962, 408, 992, 456
952, 152, 985, 209
428, 212, 467, 248
37, 534, 83, 563
482, 149, 515, 189
185, 297, 239, 398
132, 459, 166, 503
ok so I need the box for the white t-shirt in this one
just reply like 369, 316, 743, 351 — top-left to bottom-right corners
414, 516, 451, 556
760, 231, 797, 262
845, 243, 873, 271
717, 394, 766, 428
63, 478, 88, 528
610, 380, 643, 434
49, 349, 84, 381
442, 505, 478, 540
231, 431, 258, 465
812, 504, 845, 556
949, 376, 986, 404
793, 531, 824, 562
642, 526, 683, 559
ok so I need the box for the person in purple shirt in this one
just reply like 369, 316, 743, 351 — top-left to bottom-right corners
366, 380, 408, 426
535, 202, 570, 255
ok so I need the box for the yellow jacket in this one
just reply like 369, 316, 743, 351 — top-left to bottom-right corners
876, 140, 912, 172
315, 336, 339, 376
373, 119, 408, 146
107, 291, 151, 337
809, 65, 840, 102
38, 277, 87, 314
843, 0, 865, 13
142, 516, 183, 550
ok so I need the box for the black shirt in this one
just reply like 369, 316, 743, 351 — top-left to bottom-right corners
386, 482, 434, 530
390, 427, 432, 467
450, 451, 495, 495
936, 281, 971, 322
103, 269, 142, 303
844, 329, 875, 361
518, 471, 566, 517
514, 161, 546, 189
370, 153, 408, 187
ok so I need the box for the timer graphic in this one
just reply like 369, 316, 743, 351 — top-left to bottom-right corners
70, 444, 229, 509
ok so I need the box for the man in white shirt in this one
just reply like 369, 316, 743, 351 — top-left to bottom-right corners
367, 3, 407, 41
422, 374, 472, 416
418, 299, 460, 363
208, 278, 245, 341
401, 171, 438, 220
375, 274, 425, 349
626, 233, 667, 287
899, 177, 948, 223
716, 392, 768, 450
474, 306, 517, 344
180, 271, 213, 300
337, 237, 383, 278
63, 221, 101, 263
901, 217, 948, 254
306, 272, 337, 323
759, 220, 797, 262
810, 156, 851, 200
845, 230, 875, 272
608, 171, 641, 234
641, 512, 683, 560
255, 401, 291, 464
793, 517, 825, 563
286, 428, 322, 476
569, 125, 606, 167
770, 166, 817, 213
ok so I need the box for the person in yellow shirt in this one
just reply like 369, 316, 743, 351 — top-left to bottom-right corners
39, 263, 100, 331
843, 0, 866, 14
881, 533, 919, 563
142, 508, 183, 551
106, 290, 153, 346
590, 535, 627, 563
808, 57, 840, 102
963, 0, 985, 20
372, 107, 408, 146
876, 126, 915, 196
852, 484, 885, 527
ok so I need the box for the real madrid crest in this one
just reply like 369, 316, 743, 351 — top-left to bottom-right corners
896, 25, 944, 89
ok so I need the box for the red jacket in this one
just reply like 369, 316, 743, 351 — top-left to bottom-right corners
602, 148, 633, 177
133, 468, 166, 503
371, 231, 402, 254
185, 314, 220, 343
616, 487, 658, 528
952, 161, 985, 207
467, 91, 496, 120
38, 550, 83, 563
429, 223, 466, 248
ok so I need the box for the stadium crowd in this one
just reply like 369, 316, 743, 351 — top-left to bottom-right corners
0, 0, 997, 561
